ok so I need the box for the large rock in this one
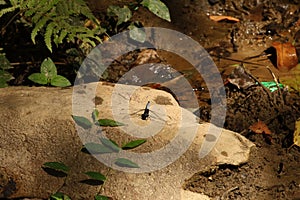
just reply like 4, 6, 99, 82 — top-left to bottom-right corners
0, 82, 254, 199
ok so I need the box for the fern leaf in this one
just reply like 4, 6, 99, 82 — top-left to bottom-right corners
31, 16, 49, 44
0, 5, 19, 18
57, 29, 68, 44
77, 0, 95, 20
55, 0, 68, 16
45, 22, 57, 52
81, 38, 96, 47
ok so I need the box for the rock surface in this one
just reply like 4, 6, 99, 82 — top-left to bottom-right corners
0, 82, 254, 199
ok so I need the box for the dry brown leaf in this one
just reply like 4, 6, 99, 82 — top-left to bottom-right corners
272, 42, 298, 72
209, 15, 240, 22
294, 119, 300, 147
134, 49, 161, 65
249, 120, 272, 135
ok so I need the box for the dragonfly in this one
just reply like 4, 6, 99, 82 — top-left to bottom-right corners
141, 101, 150, 120
117, 94, 169, 122
129, 101, 169, 123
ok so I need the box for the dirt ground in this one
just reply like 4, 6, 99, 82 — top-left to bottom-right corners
1, 0, 300, 199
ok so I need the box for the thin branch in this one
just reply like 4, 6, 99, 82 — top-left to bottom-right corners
1, 10, 22, 35
10, 61, 67, 66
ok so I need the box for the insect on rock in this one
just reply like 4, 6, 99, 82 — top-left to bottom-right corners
141, 101, 150, 120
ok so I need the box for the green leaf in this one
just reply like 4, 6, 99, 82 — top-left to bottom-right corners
51, 75, 71, 87
129, 24, 146, 43
92, 109, 99, 122
72, 115, 93, 129
95, 195, 110, 200
100, 138, 120, 153
141, 0, 171, 22
28, 73, 48, 85
84, 171, 106, 181
107, 5, 132, 26
50, 192, 71, 200
40, 58, 57, 79
43, 162, 70, 173
0, 70, 14, 88
280, 64, 300, 94
122, 139, 146, 150
83, 142, 116, 154
97, 119, 125, 127
115, 158, 139, 168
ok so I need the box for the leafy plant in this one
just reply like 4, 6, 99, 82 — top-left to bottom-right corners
42, 109, 147, 199
106, 0, 170, 42
28, 57, 71, 87
0, 48, 14, 88
0, 0, 105, 52
75, 109, 147, 167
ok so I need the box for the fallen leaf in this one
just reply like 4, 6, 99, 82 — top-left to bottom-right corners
249, 120, 272, 135
272, 42, 298, 71
134, 49, 161, 65
209, 15, 240, 22
227, 64, 256, 89
294, 119, 300, 147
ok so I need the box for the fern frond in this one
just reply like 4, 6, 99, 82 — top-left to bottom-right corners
31, 16, 50, 44
0, 5, 19, 18
44, 21, 57, 52
81, 38, 96, 47
74, 0, 96, 21
57, 29, 68, 44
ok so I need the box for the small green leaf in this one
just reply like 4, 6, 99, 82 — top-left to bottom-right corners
129, 24, 146, 43
92, 109, 99, 122
83, 142, 116, 154
51, 75, 71, 87
141, 0, 171, 22
72, 115, 93, 129
100, 138, 120, 152
28, 73, 48, 85
122, 139, 146, 150
115, 158, 139, 168
43, 162, 70, 173
107, 5, 132, 26
40, 58, 57, 79
84, 171, 106, 181
95, 195, 110, 200
50, 192, 71, 200
98, 119, 125, 127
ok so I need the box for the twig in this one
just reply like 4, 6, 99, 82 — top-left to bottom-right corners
98, 168, 112, 196
243, 53, 272, 61
1, 11, 22, 35
241, 64, 274, 102
10, 61, 67, 66
210, 54, 265, 66
265, 65, 284, 104
221, 186, 239, 200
